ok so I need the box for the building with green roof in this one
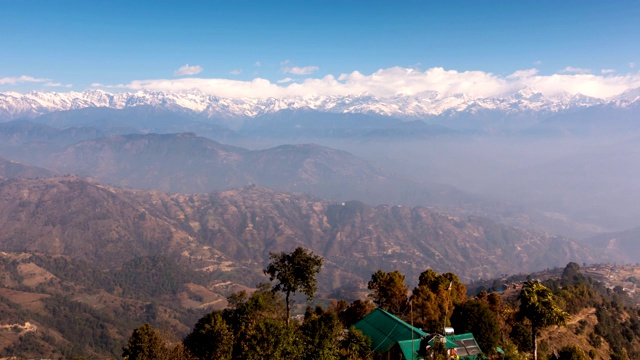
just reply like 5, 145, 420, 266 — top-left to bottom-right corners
354, 308, 485, 360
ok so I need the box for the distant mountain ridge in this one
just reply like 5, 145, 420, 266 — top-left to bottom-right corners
0, 157, 54, 179
4, 131, 476, 209
0, 177, 611, 286
2, 87, 639, 123
0, 126, 617, 239
585, 227, 640, 263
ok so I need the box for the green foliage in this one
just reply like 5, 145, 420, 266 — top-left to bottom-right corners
3, 332, 51, 359
37, 294, 126, 357
410, 269, 466, 331
593, 302, 640, 359
265, 247, 323, 302
232, 318, 301, 360
339, 299, 376, 327
548, 345, 589, 360
518, 280, 568, 331
300, 309, 342, 359
122, 323, 168, 360
418, 270, 467, 305
338, 327, 372, 360
183, 311, 233, 360
42, 261, 640, 360
30, 254, 116, 293
422, 339, 448, 360
115, 256, 208, 298
208, 284, 299, 359
560, 262, 589, 287
223, 283, 286, 332
500, 342, 529, 360
367, 270, 408, 315
509, 323, 533, 353
554, 284, 595, 315
185, 284, 374, 360
450, 299, 500, 355
264, 247, 323, 325
518, 280, 569, 360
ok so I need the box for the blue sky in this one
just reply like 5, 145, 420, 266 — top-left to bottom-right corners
1, 0, 639, 98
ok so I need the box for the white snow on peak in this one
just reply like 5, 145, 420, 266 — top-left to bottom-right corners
1, 87, 637, 121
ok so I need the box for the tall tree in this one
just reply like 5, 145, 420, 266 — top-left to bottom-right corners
122, 324, 168, 360
410, 269, 466, 331
183, 311, 233, 360
340, 299, 376, 327
224, 283, 286, 332
232, 318, 302, 360
300, 309, 343, 360
450, 300, 500, 356
264, 247, 323, 326
518, 280, 569, 360
339, 327, 372, 360
367, 270, 409, 315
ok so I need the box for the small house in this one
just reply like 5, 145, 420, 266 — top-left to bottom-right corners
354, 308, 485, 359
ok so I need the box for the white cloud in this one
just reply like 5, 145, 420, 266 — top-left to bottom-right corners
230, 69, 242, 75
560, 66, 591, 74
601, 69, 616, 74
284, 65, 319, 76
0, 75, 49, 85
630, 62, 636, 69
44, 81, 73, 88
507, 68, 539, 79
90, 83, 103, 87
533, 60, 543, 65
280, 60, 319, 75
524, 73, 640, 98
100, 66, 640, 100
254, 61, 262, 67
174, 64, 203, 76
277, 77, 293, 84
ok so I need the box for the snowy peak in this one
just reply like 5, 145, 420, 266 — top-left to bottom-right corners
511, 87, 545, 102
1, 87, 638, 121
612, 87, 640, 104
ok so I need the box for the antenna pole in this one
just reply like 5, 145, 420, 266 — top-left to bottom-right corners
411, 299, 414, 360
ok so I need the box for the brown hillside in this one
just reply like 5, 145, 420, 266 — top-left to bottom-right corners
0, 177, 602, 287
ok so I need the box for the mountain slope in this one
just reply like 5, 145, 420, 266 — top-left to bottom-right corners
0, 157, 53, 179
0, 177, 611, 285
584, 226, 640, 263
49, 133, 249, 192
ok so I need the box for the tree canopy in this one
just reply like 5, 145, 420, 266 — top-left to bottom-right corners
450, 300, 500, 356
116, 262, 640, 360
410, 269, 467, 331
518, 280, 569, 360
183, 311, 233, 360
122, 324, 168, 360
264, 247, 323, 326
367, 270, 409, 315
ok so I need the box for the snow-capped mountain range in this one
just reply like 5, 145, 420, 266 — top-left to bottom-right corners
1, 87, 639, 122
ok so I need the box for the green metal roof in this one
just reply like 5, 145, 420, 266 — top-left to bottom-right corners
354, 309, 428, 353
353, 309, 485, 360
397, 339, 422, 360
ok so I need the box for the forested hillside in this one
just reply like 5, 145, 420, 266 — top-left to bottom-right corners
119, 261, 640, 360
